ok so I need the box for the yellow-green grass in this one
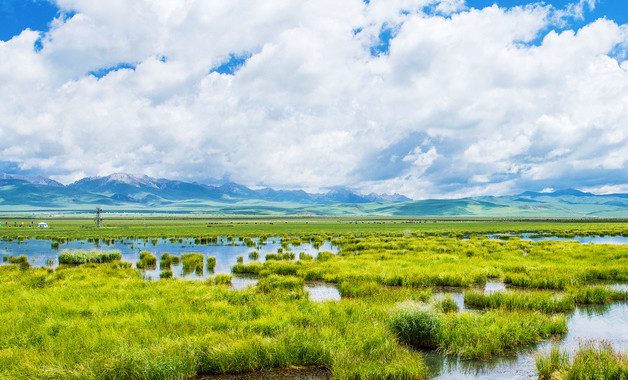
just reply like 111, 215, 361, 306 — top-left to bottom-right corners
0, 264, 429, 379
231, 237, 627, 291
536, 341, 628, 379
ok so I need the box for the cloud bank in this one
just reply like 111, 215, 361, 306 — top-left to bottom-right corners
1, 0, 627, 198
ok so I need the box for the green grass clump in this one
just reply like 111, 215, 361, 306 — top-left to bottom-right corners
160, 253, 172, 269
58, 250, 122, 265
536, 341, 628, 379
181, 253, 204, 274
570, 286, 628, 304
435, 296, 459, 313
337, 280, 380, 298
265, 252, 295, 261
206, 256, 216, 271
8, 255, 28, 264
299, 252, 313, 261
257, 275, 304, 294
504, 272, 575, 290
438, 310, 566, 360
317, 251, 335, 261
160, 269, 173, 279
248, 251, 259, 260
212, 274, 232, 285
231, 262, 263, 274
464, 291, 575, 313
389, 301, 441, 349
137, 251, 157, 269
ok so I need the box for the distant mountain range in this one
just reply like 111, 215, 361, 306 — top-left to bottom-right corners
0, 172, 409, 208
1, 172, 627, 217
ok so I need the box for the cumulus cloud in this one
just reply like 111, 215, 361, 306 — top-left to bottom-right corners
0, 0, 627, 198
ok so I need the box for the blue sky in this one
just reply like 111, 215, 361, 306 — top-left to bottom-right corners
0, 0, 627, 198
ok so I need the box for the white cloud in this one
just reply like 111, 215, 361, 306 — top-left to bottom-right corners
0, 0, 627, 198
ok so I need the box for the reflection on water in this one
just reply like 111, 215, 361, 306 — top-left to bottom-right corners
431, 281, 507, 311
231, 276, 259, 290
484, 281, 506, 295
0, 237, 337, 280
426, 302, 628, 379
305, 283, 341, 302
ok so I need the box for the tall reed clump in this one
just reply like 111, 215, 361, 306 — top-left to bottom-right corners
181, 253, 204, 274
58, 250, 122, 265
389, 301, 441, 349
136, 251, 157, 269
536, 341, 628, 379
464, 291, 575, 313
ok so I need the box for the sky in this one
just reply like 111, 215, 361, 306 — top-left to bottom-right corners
0, 0, 627, 199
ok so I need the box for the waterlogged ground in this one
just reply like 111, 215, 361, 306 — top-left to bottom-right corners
0, 236, 337, 279
426, 287, 628, 379
0, 222, 627, 379
486, 233, 628, 245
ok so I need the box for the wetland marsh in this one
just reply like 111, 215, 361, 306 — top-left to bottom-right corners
0, 217, 626, 379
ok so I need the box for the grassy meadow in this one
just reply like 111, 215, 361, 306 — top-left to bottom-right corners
0, 217, 627, 379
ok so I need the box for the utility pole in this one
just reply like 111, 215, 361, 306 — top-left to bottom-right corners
95, 207, 103, 228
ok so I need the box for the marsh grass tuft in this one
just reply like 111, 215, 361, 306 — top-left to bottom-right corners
389, 301, 441, 349
181, 253, 204, 274
212, 274, 232, 285
536, 341, 628, 379
464, 291, 575, 313
206, 256, 217, 271
136, 251, 157, 269
58, 250, 122, 265
435, 296, 459, 313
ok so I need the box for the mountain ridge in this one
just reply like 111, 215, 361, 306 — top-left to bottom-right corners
1, 172, 627, 217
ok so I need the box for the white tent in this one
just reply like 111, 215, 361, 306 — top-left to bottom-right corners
37, 222, 48, 228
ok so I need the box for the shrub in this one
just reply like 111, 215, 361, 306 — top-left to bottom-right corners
248, 251, 259, 260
